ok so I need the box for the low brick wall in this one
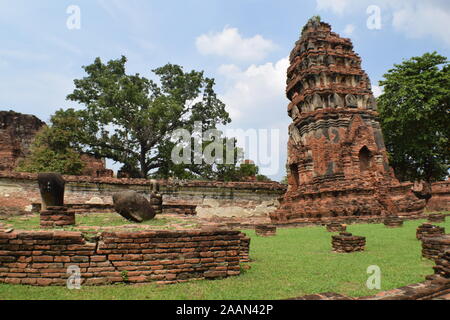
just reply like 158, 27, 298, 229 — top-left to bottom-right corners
0, 229, 248, 286
162, 203, 197, 215
290, 281, 450, 300
0, 172, 285, 218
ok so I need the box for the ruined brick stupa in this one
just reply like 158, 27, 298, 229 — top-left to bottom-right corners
270, 18, 425, 223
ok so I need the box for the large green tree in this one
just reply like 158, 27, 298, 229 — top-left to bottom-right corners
16, 109, 85, 175
378, 52, 450, 183
66, 56, 237, 178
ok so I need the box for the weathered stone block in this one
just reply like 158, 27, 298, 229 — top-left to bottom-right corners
113, 191, 156, 223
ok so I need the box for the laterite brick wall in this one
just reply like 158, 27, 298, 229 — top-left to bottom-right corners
0, 172, 286, 218
0, 229, 246, 286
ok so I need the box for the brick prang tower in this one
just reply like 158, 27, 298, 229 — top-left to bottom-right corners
270, 17, 425, 223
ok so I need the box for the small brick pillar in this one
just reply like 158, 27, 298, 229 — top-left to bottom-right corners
149, 193, 163, 215
255, 225, 277, 237
384, 217, 404, 228
239, 232, 251, 263
421, 234, 450, 260
433, 249, 450, 279
40, 206, 75, 229
332, 232, 366, 253
416, 223, 445, 240
326, 223, 347, 232
428, 214, 446, 223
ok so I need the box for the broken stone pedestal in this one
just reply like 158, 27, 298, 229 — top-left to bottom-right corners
416, 223, 445, 240
428, 214, 446, 223
255, 225, 277, 237
384, 217, 404, 228
332, 233, 366, 253
326, 223, 347, 232
40, 206, 75, 228
37, 173, 65, 211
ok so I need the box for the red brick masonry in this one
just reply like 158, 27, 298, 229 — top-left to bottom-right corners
0, 229, 248, 286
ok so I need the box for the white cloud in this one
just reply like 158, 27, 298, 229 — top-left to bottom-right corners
217, 57, 290, 179
343, 24, 355, 36
218, 57, 289, 120
196, 27, 276, 62
372, 85, 383, 98
316, 0, 450, 47
316, 0, 352, 15
392, 2, 450, 47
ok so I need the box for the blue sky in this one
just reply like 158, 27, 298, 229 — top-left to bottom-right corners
1, 0, 449, 180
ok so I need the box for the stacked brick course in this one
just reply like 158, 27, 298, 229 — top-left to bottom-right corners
255, 225, 277, 237
162, 203, 197, 215
383, 217, 403, 228
416, 223, 445, 240
332, 232, 366, 253
149, 193, 163, 215
433, 250, 450, 279
271, 18, 425, 223
0, 229, 249, 286
238, 233, 251, 263
428, 214, 446, 223
40, 206, 75, 228
326, 223, 346, 232
421, 235, 450, 260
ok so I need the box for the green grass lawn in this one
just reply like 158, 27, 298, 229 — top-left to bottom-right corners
0, 217, 447, 300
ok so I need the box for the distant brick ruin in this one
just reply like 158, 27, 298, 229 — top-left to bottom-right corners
271, 19, 425, 223
0, 110, 112, 177
0, 110, 45, 171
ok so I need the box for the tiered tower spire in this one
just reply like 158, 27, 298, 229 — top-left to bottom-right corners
271, 18, 425, 223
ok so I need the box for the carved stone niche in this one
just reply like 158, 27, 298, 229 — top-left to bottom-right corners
289, 124, 302, 145
312, 94, 323, 110
345, 94, 358, 108
329, 93, 344, 109
291, 105, 301, 120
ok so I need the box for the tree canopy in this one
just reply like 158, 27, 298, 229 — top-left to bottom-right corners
16, 109, 85, 175
377, 52, 450, 183
65, 56, 240, 179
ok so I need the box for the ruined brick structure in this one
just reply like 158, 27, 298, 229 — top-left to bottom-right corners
0, 110, 45, 171
270, 18, 425, 223
80, 153, 113, 178
0, 110, 112, 177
